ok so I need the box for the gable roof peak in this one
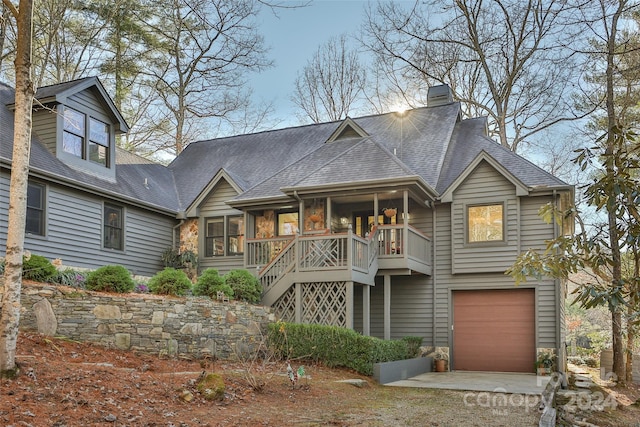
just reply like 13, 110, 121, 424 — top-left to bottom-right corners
325, 117, 369, 143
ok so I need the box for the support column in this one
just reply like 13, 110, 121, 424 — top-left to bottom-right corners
346, 281, 354, 329
295, 282, 302, 323
384, 275, 391, 340
363, 284, 370, 336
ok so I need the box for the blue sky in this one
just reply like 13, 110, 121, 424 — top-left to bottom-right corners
254, 1, 373, 124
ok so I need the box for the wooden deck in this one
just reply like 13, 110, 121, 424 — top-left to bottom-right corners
246, 225, 432, 306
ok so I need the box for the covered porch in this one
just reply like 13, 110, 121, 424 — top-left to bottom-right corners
241, 188, 433, 333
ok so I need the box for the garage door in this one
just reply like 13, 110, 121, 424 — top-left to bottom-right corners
453, 289, 535, 372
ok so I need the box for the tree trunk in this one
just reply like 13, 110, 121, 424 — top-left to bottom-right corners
604, 0, 627, 383
0, 0, 34, 378
626, 304, 634, 383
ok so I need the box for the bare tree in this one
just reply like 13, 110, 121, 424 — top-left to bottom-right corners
361, 0, 587, 153
146, 0, 271, 155
0, 3, 10, 74
0, 0, 34, 378
291, 34, 367, 123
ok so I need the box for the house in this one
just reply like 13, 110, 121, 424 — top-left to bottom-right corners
1, 77, 573, 373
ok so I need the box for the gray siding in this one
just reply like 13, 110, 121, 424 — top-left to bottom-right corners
32, 107, 58, 153
432, 193, 560, 350
408, 201, 433, 237
389, 276, 433, 341
354, 275, 434, 344
198, 178, 244, 275
451, 160, 519, 273
520, 195, 558, 348
0, 172, 173, 277
68, 89, 112, 122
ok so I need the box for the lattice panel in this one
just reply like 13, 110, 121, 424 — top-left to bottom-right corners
272, 286, 296, 323
300, 282, 347, 327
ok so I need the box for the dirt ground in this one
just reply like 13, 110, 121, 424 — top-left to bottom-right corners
1, 333, 638, 427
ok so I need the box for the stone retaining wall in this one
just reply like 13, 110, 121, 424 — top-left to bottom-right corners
8, 283, 275, 359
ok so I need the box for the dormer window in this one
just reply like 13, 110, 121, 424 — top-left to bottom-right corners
63, 107, 110, 167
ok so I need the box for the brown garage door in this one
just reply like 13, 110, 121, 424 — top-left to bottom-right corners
453, 289, 535, 372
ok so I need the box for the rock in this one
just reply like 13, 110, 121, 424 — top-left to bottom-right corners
104, 414, 116, 422
93, 305, 121, 320
574, 380, 592, 389
33, 298, 57, 336
115, 333, 131, 350
179, 389, 194, 402
197, 372, 225, 401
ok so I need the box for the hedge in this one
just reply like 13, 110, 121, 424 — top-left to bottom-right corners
267, 322, 420, 376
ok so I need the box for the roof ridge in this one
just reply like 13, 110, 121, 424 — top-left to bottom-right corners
35, 76, 94, 91
182, 105, 447, 150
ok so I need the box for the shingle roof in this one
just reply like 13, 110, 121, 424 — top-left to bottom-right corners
2, 79, 569, 215
1, 82, 179, 213
168, 121, 339, 207
436, 117, 567, 193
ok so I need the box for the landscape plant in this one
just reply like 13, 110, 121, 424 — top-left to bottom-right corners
51, 269, 87, 288
267, 321, 417, 375
147, 268, 192, 296
193, 268, 233, 300
22, 254, 57, 282
224, 269, 261, 303
85, 265, 135, 293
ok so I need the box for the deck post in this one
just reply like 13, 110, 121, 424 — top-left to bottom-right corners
295, 282, 301, 323
363, 284, 370, 336
346, 281, 354, 329
384, 275, 391, 340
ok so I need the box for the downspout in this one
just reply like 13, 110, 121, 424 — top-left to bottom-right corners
293, 190, 303, 233
172, 211, 187, 249
432, 203, 437, 346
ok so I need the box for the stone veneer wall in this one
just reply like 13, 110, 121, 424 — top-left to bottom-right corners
10, 283, 275, 359
179, 218, 199, 254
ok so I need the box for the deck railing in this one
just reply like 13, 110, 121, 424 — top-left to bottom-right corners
298, 234, 348, 270
246, 236, 294, 268
407, 226, 432, 263
251, 225, 431, 297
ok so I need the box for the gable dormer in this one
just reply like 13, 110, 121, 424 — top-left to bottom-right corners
31, 77, 129, 180
325, 117, 369, 143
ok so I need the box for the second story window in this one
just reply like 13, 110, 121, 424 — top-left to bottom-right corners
63, 107, 111, 167
467, 203, 504, 243
89, 118, 109, 166
63, 108, 85, 158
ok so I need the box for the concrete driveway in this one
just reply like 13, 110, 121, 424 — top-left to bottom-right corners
385, 371, 551, 394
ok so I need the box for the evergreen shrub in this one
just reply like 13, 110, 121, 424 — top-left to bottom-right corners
85, 265, 135, 293
224, 269, 261, 303
267, 322, 417, 376
193, 268, 233, 299
22, 254, 57, 282
148, 268, 192, 296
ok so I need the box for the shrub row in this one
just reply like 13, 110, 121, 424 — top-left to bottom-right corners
267, 321, 421, 375
2, 253, 261, 303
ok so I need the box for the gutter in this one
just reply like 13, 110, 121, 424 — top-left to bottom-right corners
0, 160, 178, 217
